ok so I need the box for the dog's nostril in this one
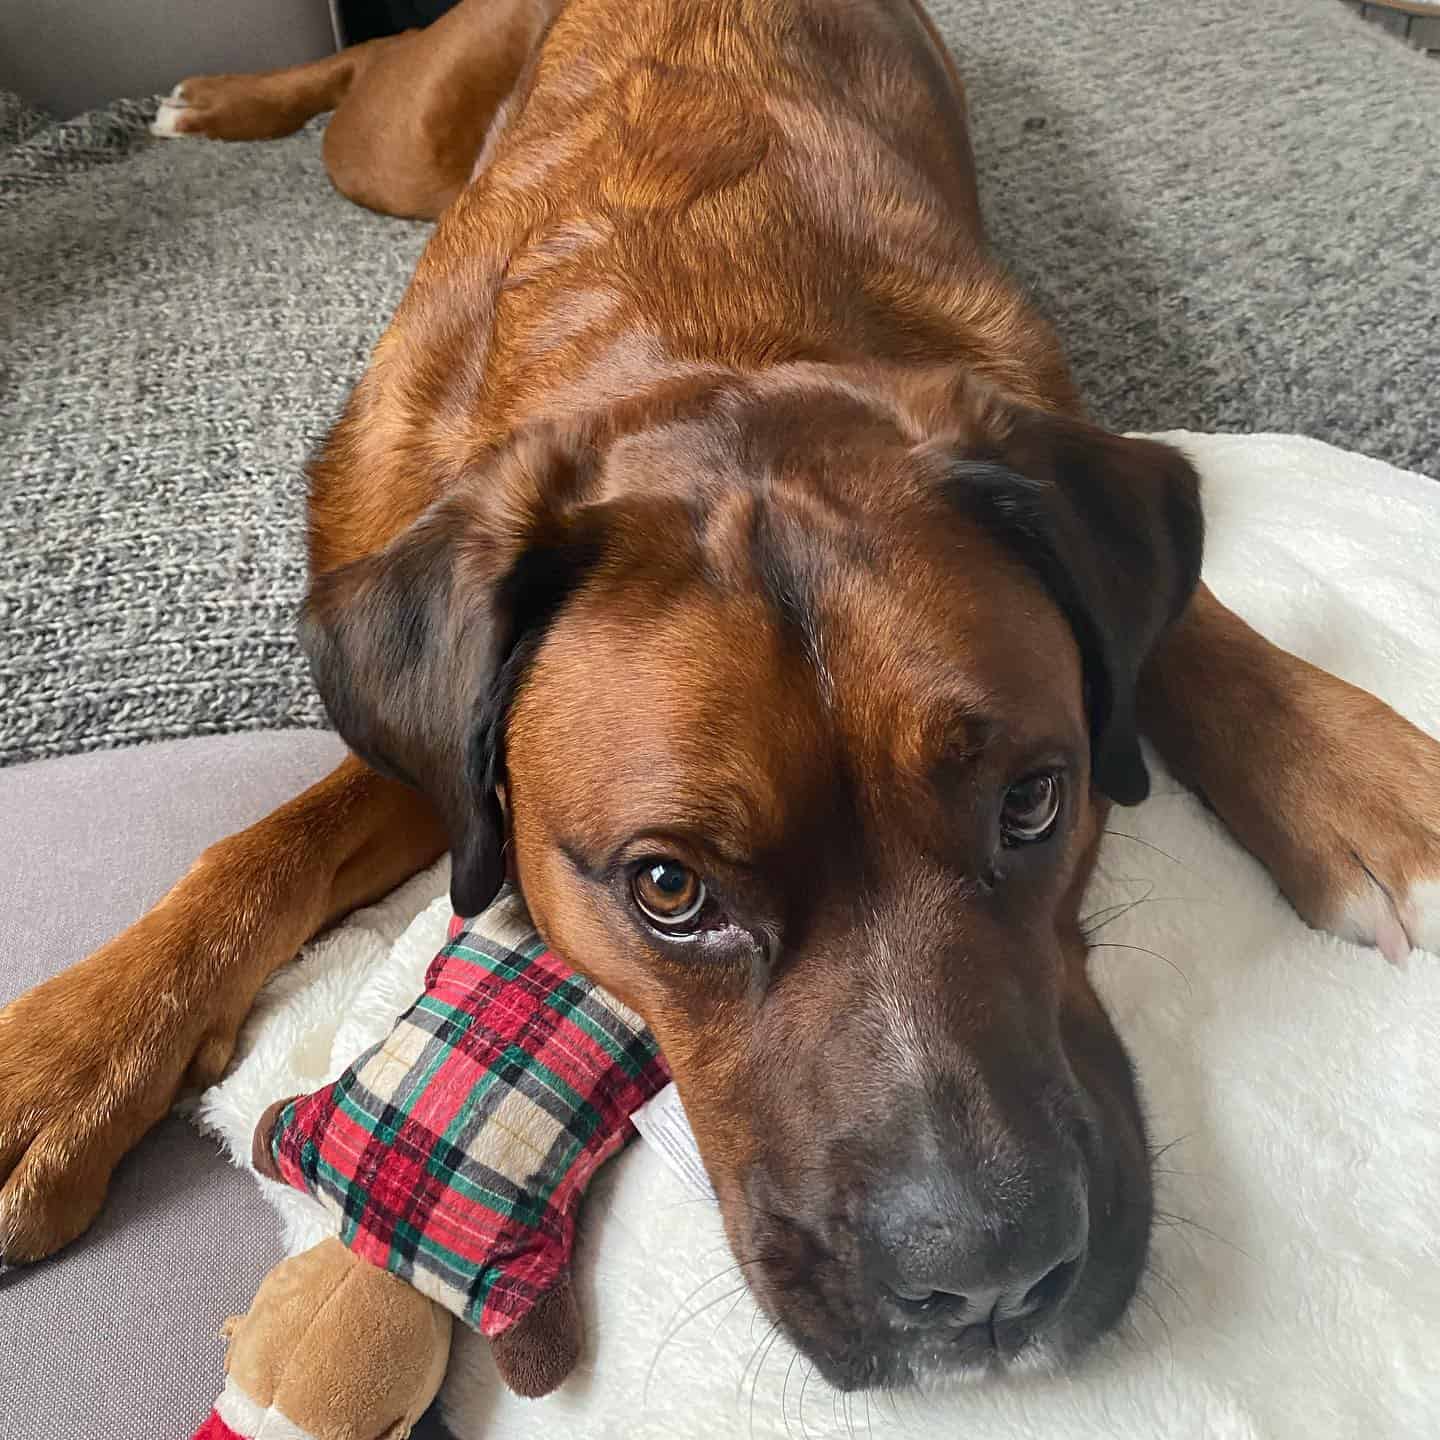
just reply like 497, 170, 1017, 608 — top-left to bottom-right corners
1017, 1254, 1081, 1317
885, 1286, 968, 1321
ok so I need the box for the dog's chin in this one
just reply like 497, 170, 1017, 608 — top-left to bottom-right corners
796, 1327, 1066, 1395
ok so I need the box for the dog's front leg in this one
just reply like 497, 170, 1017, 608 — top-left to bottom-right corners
1139, 583, 1440, 963
0, 756, 445, 1263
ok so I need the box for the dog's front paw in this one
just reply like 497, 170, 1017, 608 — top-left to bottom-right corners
1261, 676, 1440, 967
0, 921, 233, 1263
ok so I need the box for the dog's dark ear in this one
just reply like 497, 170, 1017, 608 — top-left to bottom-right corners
940, 405, 1203, 805
299, 429, 600, 915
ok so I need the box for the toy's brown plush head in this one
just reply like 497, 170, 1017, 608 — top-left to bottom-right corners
208, 1238, 454, 1439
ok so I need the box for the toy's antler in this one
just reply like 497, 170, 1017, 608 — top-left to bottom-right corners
489, 1278, 583, 1398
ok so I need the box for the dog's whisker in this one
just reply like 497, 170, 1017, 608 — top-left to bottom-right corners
781, 1346, 802, 1440
1081, 889, 1206, 937
1149, 1133, 1194, 1164
798, 1360, 818, 1440
1132, 1281, 1176, 1373
718, 1280, 756, 1334
1087, 939, 1192, 991
738, 1315, 779, 1404
668, 1262, 748, 1321
745, 1321, 784, 1440
644, 1281, 752, 1407
657, 1195, 725, 1216
642, 1252, 784, 1406
1151, 1206, 1253, 1261
1110, 1298, 1151, 1364
1101, 828, 1192, 869
1145, 1260, 1189, 1314
1080, 884, 1157, 933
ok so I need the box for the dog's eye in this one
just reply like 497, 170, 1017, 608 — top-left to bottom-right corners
632, 860, 708, 933
1001, 771, 1063, 845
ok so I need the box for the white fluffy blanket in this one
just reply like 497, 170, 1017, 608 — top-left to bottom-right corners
194, 434, 1440, 1439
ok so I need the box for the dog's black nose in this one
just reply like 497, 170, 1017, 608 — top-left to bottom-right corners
865, 1151, 1088, 1335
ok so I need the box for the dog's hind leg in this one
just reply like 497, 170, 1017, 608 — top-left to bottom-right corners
154, 0, 565, 220
151, 41, 393, 144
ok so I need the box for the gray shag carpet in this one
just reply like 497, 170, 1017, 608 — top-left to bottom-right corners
2, 0, 1437, 767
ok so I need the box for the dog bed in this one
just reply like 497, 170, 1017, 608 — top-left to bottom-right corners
191, 430, 1440, 1439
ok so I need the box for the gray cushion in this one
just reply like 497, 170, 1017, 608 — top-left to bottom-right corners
0, 730, 346, 1440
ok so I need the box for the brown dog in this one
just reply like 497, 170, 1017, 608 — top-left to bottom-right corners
5, 0, 1438, 1392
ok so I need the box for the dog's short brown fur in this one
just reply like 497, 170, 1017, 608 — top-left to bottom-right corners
5, 0, 1439, 1390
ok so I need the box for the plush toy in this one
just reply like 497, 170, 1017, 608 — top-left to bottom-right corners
192, 1238, 452, 1440
192, 890, 670, 1440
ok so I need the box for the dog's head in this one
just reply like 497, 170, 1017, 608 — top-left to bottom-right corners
302, 370, 1201, 1390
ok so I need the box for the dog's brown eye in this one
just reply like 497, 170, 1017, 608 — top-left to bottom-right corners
632, 860, 708, 931
1001, 771, 1063, 845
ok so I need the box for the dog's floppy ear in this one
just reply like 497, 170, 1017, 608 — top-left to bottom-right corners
299, 428, 601, 915
940, 403, 1203, 805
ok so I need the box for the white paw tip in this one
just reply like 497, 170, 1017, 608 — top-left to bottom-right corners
1337, 873, 1440, 967
150, 102, 187, 138
1405, 879, 1440, 957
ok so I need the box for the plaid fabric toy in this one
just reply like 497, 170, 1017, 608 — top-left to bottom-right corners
253, 888, 669, 1372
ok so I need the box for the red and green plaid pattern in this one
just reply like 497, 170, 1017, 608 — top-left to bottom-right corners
267, 890, 669, 1338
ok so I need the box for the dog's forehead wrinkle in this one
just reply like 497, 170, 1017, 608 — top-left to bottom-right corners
733, 480, 970, 729
688, 481, 763, 590
597, 425, 1025, 754
744, 494, 841, 705
605, 406, 746, 484
737, 507, 1014, 766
